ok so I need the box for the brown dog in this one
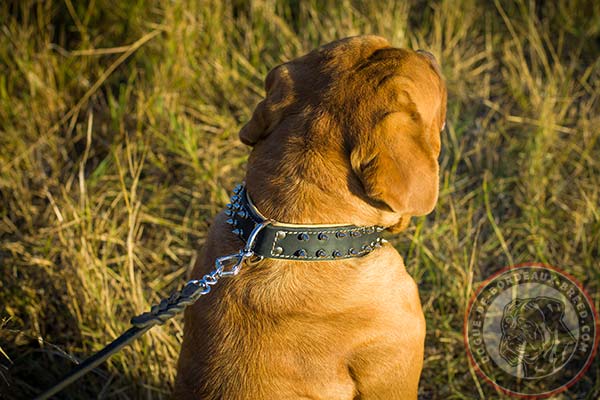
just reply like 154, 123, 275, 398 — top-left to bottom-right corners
174, 35, 447, 399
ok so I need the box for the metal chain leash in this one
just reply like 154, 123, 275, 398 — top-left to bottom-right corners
131, 219, 270, 329
34, 220, 271, 400
130, 185, 269, 329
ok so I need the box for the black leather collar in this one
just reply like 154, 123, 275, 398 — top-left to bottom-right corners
224, 184, 385, 261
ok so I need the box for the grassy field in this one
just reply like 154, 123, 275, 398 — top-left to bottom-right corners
1, 0, 599, 398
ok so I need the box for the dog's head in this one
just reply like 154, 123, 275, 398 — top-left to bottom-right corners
241, 36, 447, 227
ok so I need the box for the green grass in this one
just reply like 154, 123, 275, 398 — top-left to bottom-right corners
1, 0, 599, 398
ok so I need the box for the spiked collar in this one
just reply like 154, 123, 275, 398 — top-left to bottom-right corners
224, 184, 385, 261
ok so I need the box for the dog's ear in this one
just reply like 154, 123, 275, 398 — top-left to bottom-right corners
351, 102, 440, 217
239, 65, 294, 146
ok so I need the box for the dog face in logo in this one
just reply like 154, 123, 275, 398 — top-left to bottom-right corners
499, 297, 577, 378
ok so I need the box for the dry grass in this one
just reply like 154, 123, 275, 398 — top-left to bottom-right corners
1, 0, 599, 399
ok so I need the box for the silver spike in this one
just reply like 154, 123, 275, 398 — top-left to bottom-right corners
298, 233, 310, 241
295, 249, 307, 258
232, 228, 243, 237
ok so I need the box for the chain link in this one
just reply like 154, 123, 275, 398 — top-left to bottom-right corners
130, 221, 270, 329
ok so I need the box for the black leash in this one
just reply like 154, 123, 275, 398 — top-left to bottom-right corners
34, 219, 272, 400
34, 326, 150, 400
